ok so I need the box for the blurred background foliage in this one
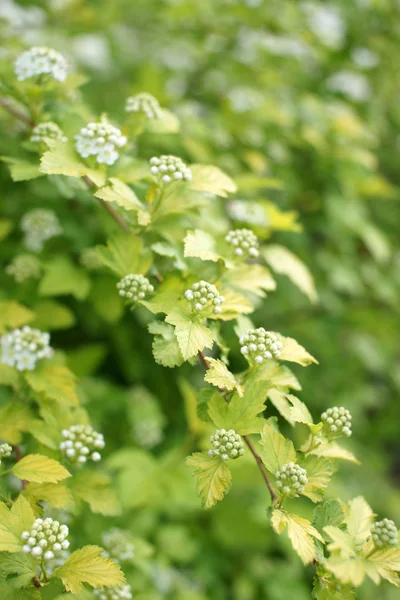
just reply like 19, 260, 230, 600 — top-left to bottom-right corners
1, 0, 400, 598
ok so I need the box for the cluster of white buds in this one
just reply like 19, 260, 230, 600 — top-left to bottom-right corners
117, 274, 154, 304
59, 425, 105, 464
6, 254, 41, 283
125, 92, 163, 120
0, 443, 12, 465
321, 407, 352, 438
79, 248, 103, 271
102, 528, 135, 563
22, 518, 69, 561
149, 155, 192, 185
275, 462, 308, 497
75, 119, 127, 166
240, 328, 282, 364
15, 47, 68, 82
371, 519, 398, 548
30, 122, 67, 145
225, 228, 259, 259
94, 585, 133, 600
21, 209, 62, 253
184, 280, 225, 314
1, 326, 53, 371
208, 429, 245, 460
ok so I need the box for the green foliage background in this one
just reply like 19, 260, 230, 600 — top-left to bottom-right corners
1, 0, 400, 598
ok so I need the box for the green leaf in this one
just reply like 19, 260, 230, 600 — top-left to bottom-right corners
12, 454, 71, 484
346, 496, 375, 544
95, 178, 150, 225
186, 452, 232, 509
300, 455, 334, 502
25, 364, 79, 406
31, 300, 76, 330
279, 335, 318, 366
262, 244, 318, 303
204, 358, 243, 396
53, 545, 125, 593
40, 139, 106, 187
70, 472, 121, 516
222, 264, 276, 297
259, 421, 296, 473
184, 229, 221, 262
324, 555, 366, 587
166, 308, 214, 360
189, 165, 237, 197
208, 381, 267, 435
271, 510, 323, 565
313, 500, 345, 538
1, 157, 43, 182
324, 526, 356, 558
0, 404, 33, 445
312, 571, 356, 600
0, 364, 18, 387
0, 552, 36, 588
0, 582, 40, 599
0, 219, 13, 241
148, 321, 184, 368
24, 482, 74, 509
310, 441, 360, 464
39, 257, 91, 301
367, 547, 400, 585
96, 232, 152, 277
0, 301, 34, 334
0, 496, 35, 553
287, 394, 313, 423
210, 288, 253, 321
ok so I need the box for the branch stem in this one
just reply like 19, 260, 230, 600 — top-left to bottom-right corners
0, 97, 34, 127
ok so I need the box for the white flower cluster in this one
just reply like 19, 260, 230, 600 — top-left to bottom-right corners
117, 274, 154, 304
184, 280, 225, 314
225, 228, 259, 259
209, 429, 245, 460
6, 254, 41, 283
275, 462, 308, 496
94, 585, 133, 600
321, 407, 352, 438
125, 92, 163, 120
30, 122, 67, 145
0, 443, 12, 465
15, 47, 68, 82
150, 155, 192, 185
75, 120, 127, 166
22, 518, 69, 561
21, 209, 62, 253
240, 328, 282, 364
227, 200, 268, 227
59, 425, 105, 464
133, 419, 164, 449
102, 528, 135, 563
1, 326, 53, 371
371, 519, 398, 548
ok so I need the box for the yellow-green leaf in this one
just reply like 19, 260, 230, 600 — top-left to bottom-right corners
24, 482, 74, 510
279, 336, 318, 366
189, 165, 237, 197
166, 309, 214, 360
53, 545, 125, 593
70, 472, 121, 516
96, 232, 152, 277
12, 454, 71, 484
300, 455, 334, 502
40, 139, 106, 187
259, 422, 296, 473
0, 301, 34, 334
262, 245, 318, 303
271, 510, 323, 565
95, 178, 150, 225
184, 229, 221, 262
222, 264, 276, 297
204, 358, 243, 396
186, 452, 232, 509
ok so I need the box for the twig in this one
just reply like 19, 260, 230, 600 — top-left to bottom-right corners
82, 175, 129, 231
197, 350, 277, 502
0, 97, 34, 127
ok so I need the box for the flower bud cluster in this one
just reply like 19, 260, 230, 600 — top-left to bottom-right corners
22, 518, 70, 561
225, 228, 259, 259
21, 209, 62, 253
240, 328, 282, 364
59, 425, 105, 464
102, 528, 135, 563
75, 120, 127, 166
321, 407, 352, 438
0, 443, 12, 465
275, 462, 308, 496
125, 92, 163, 120
209, 429, 245, 460
184, 280, 225, 314
1, 326, 53, 371
371, 519, 398, 548
30, 122, 67, 145
94, 585, 133, 600
15, 47, 68, 82
150, 155, 192, 185
6, 254, 41, 283
117, 274, 154, 304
